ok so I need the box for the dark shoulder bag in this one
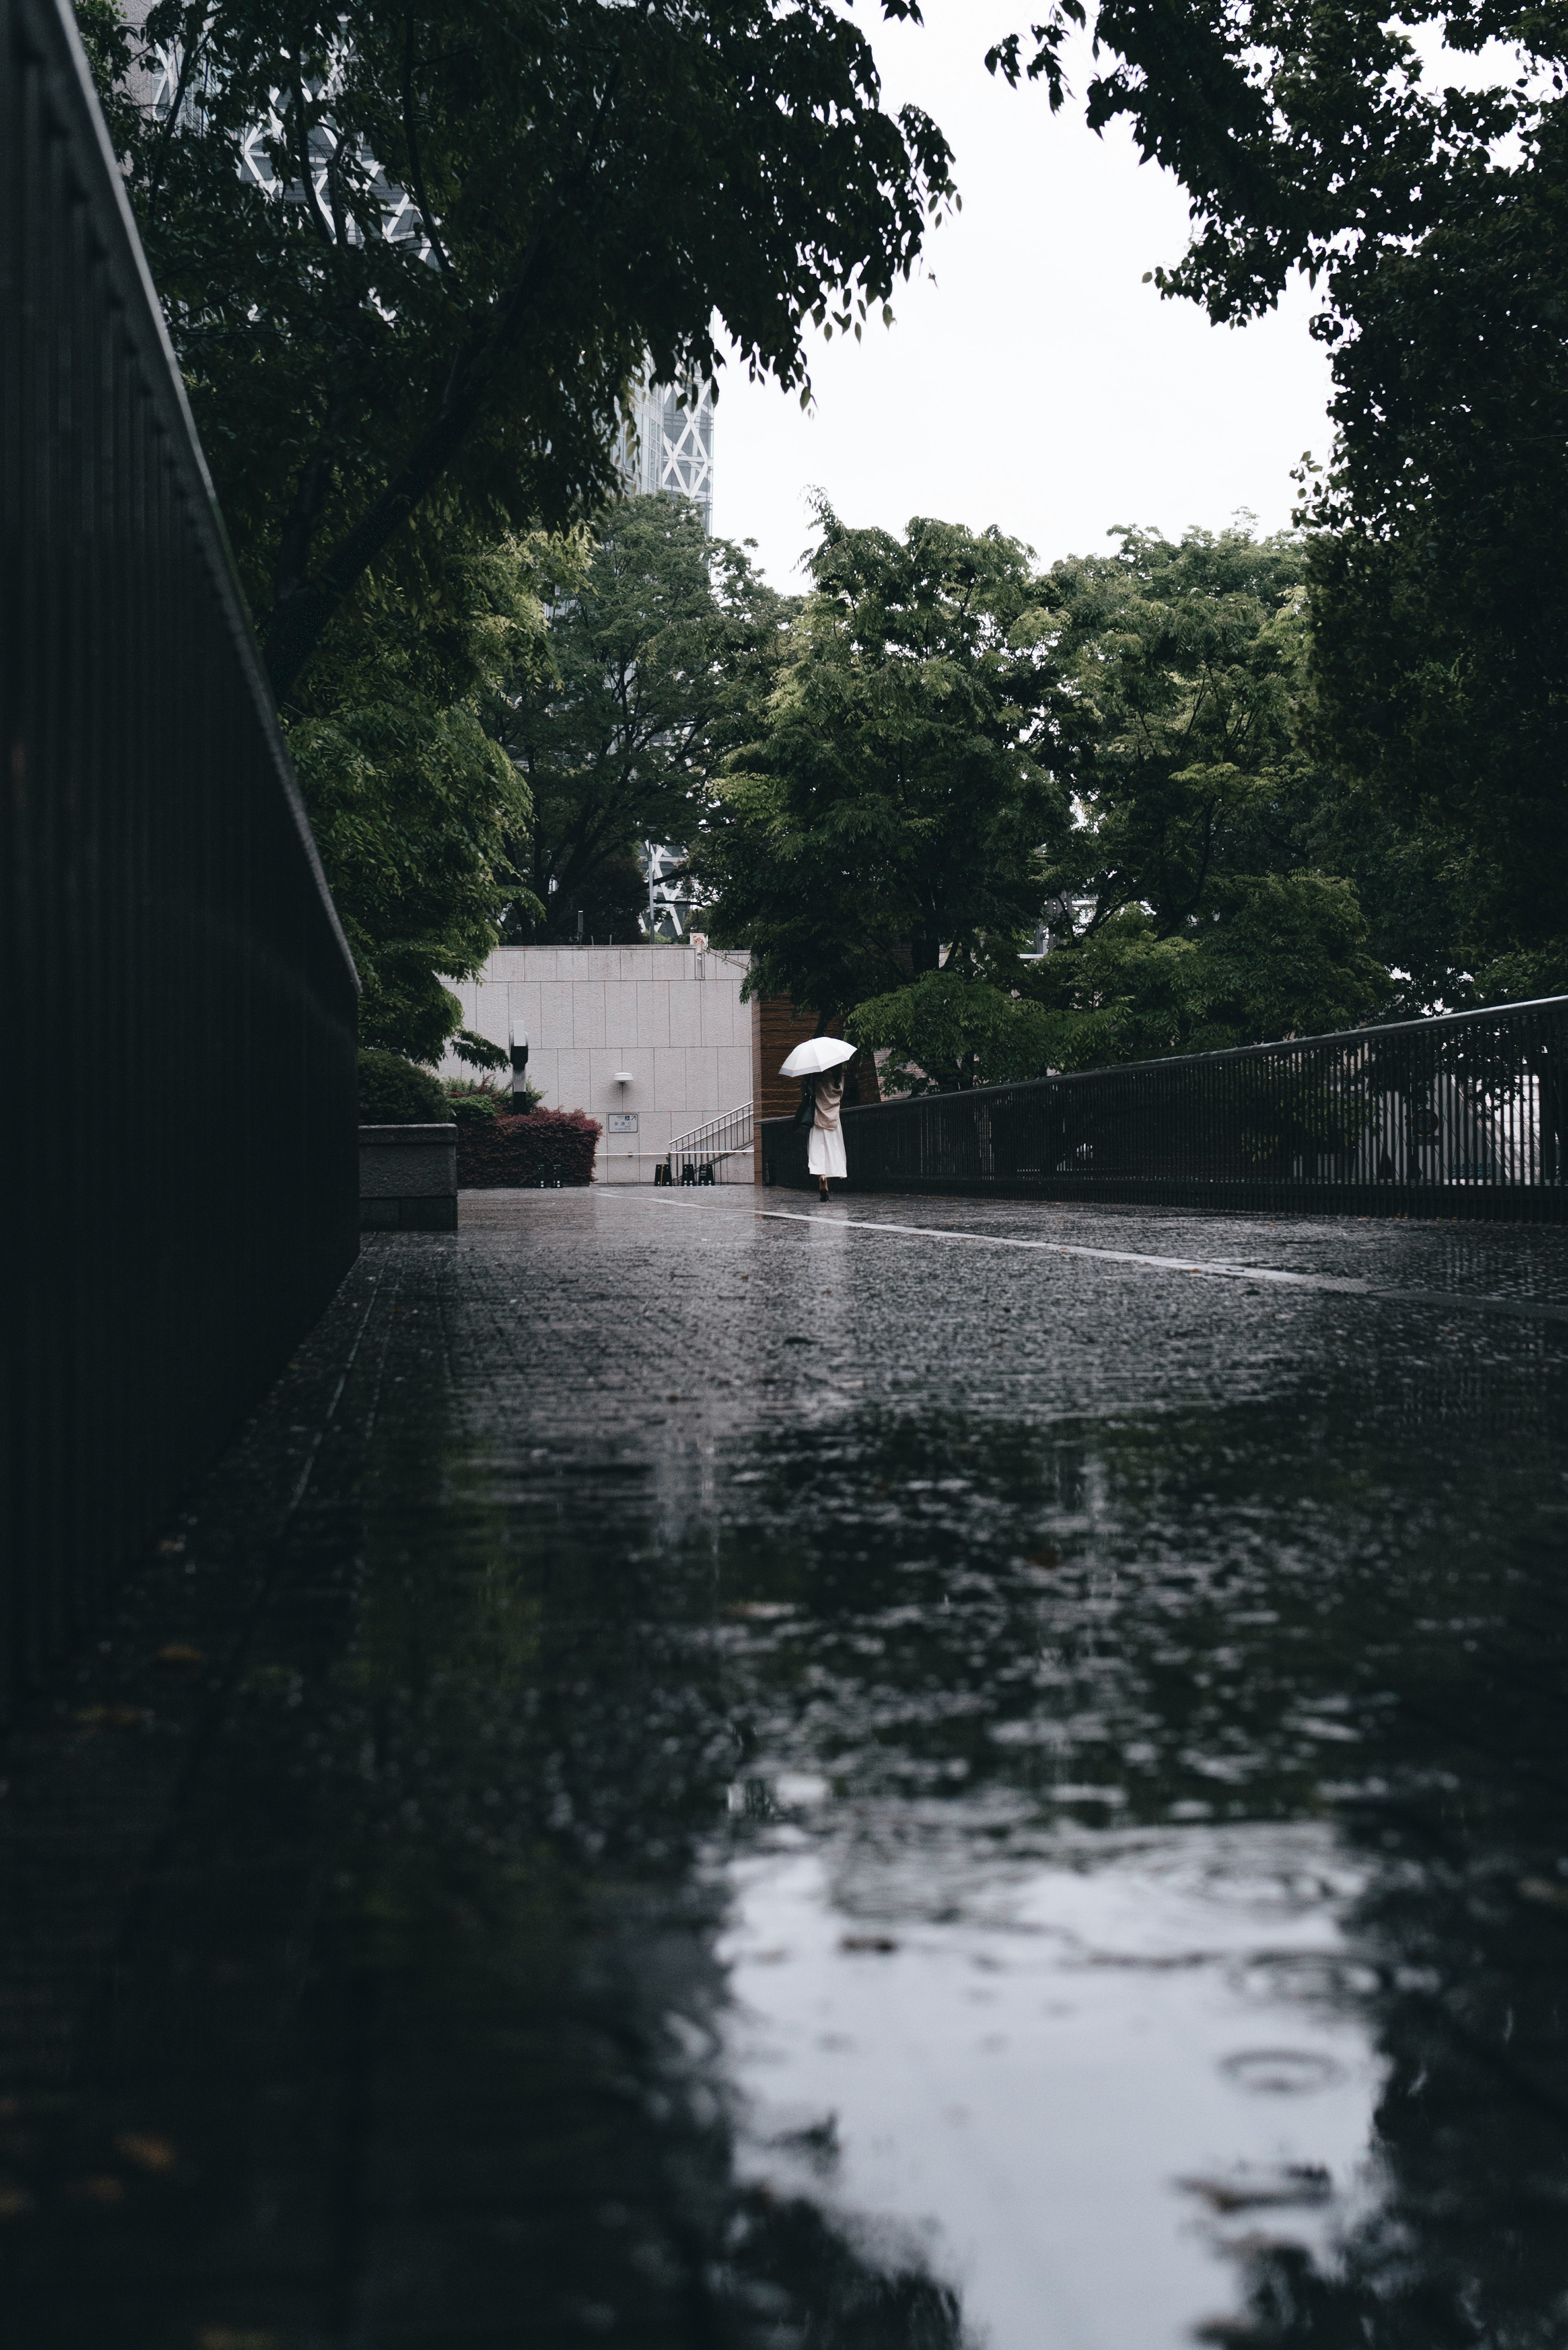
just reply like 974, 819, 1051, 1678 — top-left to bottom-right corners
792, 1078, 816, 1131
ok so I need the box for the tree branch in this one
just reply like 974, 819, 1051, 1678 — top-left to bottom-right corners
288, 51, 336, 249
262, 23, 630, 701
273, 387, 351, 612
402, 10, 455, 281
263, 231, 543, 702
144, 3, 212, 215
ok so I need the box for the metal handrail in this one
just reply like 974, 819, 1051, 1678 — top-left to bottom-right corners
657, 1102, 754, 1186
666, 1102, 754, 1160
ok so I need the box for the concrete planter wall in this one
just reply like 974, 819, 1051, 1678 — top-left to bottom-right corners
359, 1123, 458, 1231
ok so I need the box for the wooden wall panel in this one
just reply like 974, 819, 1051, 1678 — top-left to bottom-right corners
749, 996, 880, 1179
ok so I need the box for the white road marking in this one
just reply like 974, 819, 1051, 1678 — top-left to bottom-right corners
597, 1188, 1568, 1325
753, 1210, 1568, 1325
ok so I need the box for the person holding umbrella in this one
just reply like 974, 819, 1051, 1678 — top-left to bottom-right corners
779, 1037, 857, 1201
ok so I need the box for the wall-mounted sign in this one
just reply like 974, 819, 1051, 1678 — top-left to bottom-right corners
608, 1112, 639, 1133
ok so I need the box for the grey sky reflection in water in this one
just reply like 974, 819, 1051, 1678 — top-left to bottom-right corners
720, 1827, 1381, 2350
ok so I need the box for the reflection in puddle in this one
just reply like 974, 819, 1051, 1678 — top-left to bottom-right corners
720, 1828, 1381, 2350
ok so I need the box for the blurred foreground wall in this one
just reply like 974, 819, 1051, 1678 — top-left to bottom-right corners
0, 0, 360, 1717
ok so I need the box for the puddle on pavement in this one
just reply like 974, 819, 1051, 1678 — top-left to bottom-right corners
312, 1321, 1568, 2350
720, 1826, 1381, 2350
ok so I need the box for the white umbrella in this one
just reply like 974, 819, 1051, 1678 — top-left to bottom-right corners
779, 1037, 856, 1077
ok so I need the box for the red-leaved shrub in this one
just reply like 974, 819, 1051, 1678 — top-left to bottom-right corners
457, 1109, 600, 1188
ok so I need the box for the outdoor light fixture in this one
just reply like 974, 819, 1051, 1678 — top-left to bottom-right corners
509, 1019, 529, 1110
613, 1071, 635, 1086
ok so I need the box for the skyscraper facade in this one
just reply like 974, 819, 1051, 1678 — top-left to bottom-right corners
624, 381, 715, 533
623, 383, 718, 938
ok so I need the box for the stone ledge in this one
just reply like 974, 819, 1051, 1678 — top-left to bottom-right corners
358, 1121, 457, 1146
359, 1195, 459, 1231
359, 1123, 457, 1203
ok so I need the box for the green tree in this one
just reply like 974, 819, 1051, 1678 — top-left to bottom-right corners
287, 535, 544, 1061
82, 0, 954, 705
846, 971, 1057, 1094
1042, 526, 1310, 932
1300, 150, 1568, 998
489, 496, 793, 942
693, 506, 1069, 1023
1284, 763, 1480, 1019
989, 0, 1568, 984
1020, 526, 1386, 1066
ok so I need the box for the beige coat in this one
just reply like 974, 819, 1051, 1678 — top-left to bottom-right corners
808, 1071, 847, 1178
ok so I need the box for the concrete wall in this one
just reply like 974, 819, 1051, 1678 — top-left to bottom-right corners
440, 944, 753, 1182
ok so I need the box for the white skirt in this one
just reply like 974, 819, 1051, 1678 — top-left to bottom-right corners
807, 1125, 846, 1178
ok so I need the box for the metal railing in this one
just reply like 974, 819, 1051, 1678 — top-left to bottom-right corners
760, 998, 1568, 1223
2, 0, 361, 1717
656, 1101, 754, 1185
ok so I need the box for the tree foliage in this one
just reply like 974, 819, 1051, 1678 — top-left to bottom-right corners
1019, 880, 1382, 1070
693, 506, 1069, 1023
701, 513, 1387, 1086
1300, 138, 1568, 997
357, 1046, 452, 1121
74, 0, 945, 1058
286, 537, 544, 1061
85, 0, 954, 703
989, 0, 1529, 324
1023, 526, 1386, 1064
489, 496, 792, 942
846, 971, 1057, 1094
1042, 525, 1310, 934
990, 0, 1568, 982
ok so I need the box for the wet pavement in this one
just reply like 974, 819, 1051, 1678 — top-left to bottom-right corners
3, 1188, 1568, 2349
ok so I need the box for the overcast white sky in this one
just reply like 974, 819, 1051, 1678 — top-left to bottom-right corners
707, 0, 1334, 590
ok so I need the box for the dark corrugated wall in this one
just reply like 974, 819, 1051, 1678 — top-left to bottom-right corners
1, 0, 361, 1717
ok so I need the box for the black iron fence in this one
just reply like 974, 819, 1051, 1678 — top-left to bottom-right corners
2, 0, 360, 1716
762, 997, 1568, 1223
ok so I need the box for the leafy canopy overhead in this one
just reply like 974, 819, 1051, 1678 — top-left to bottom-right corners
987, 0, 1568, 981
83, 0, 954, 701
987, 0, 1543, 324
691, 504, 1069, 1023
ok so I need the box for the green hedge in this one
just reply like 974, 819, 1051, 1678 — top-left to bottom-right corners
358, 1048, 452, 1124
